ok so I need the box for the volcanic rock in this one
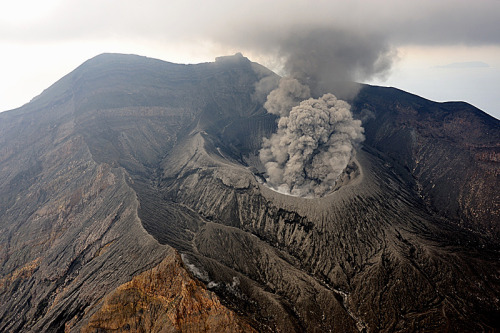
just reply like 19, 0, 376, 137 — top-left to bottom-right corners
0, 53, 498, 332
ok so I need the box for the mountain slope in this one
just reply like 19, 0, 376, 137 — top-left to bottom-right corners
0, 53, 499, 332
81, 248, 255, 333
354, 85, 500, 237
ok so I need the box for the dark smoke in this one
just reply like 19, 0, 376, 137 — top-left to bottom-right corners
248, 27, 396, 100
278, 28, 395, 99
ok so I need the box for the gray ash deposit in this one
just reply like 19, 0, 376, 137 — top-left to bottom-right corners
0, 53, 499, 332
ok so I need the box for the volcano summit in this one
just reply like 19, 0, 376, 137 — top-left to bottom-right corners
0, 53, 499, 332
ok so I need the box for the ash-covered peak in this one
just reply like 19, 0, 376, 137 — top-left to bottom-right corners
215, 52, 249, 64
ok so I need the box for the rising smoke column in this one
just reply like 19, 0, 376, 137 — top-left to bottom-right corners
260, 79, 364, 197
251, 28, 391, 197
263, 77, 311, 116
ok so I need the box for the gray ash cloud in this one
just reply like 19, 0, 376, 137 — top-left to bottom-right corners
248, 27, 396, 101
260, 87, 364, 197
277, 28, 395, 99
254, 27, 394, 197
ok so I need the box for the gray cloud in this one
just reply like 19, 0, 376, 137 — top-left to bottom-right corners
276, 28, 395, 99
3, 1, 500, 47
6, 1, 495, 100
435, 61, 490, 69
2, 1, 498, 95
385, 2, 500, 46
1, 0, 499, 116
229, 26, 397, 100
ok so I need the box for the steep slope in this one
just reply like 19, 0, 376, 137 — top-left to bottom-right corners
0, 85, 171, 331
353, 85, 500, 237
0, 53, 499, 332
0, 53, 268, 332
81, 248, 255, 333
152, 132, 499, 332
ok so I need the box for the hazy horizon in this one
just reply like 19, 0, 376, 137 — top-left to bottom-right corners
1, 0, 499, 119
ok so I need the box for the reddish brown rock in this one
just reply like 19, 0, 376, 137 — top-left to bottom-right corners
81, 249, 256, 333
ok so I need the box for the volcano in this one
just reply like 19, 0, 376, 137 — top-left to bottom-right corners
0, 53, 499, 332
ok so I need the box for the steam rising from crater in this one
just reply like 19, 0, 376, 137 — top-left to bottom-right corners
260, 81, 364, 197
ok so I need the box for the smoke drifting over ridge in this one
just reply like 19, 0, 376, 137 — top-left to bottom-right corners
253, 28, 392, 197
276, 28, 395, 99
243, 27, 396, 101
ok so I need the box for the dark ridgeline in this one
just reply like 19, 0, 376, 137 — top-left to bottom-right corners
0, 53, 498, 332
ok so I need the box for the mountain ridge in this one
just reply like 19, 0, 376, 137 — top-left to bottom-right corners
0, 53, 498, 332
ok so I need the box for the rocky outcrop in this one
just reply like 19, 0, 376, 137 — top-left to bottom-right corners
81, 248, 255, 333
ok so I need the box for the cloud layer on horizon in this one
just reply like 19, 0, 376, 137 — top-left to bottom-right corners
1, 0, 499, 117
3, 1, 499, 94
2, 0, 500, 47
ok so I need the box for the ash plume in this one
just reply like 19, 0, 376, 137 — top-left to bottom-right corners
263, 77, 310, 117
245, 28, 391, 197
278, 28, 394, 99
246, 27, 396, 100
252, 28, 392, 197
260, 89, 364, 197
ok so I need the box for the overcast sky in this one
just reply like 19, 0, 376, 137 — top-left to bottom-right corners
1, 0, 499, 119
